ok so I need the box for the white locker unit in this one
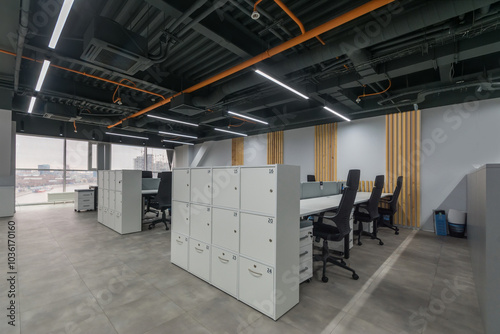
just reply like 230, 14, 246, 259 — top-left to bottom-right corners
97, 170, 141, 234
171, 165, 300, 321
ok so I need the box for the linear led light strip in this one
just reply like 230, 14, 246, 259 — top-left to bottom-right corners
215, 128, 247, 137
162, 139, 194, 146
49, 0, 75, 49
147, 114, 199, 127
27, 96, 37, 114
105, 132, 149, 140
255, 70, 309, 100
159, 131, 197, 139
324, 106, 351, 122
228, 111, 268, 125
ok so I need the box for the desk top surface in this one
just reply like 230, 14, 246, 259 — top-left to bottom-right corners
141, 190, 158, 195
300, 192, 392, 216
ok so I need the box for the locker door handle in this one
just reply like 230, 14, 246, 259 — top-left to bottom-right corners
176, 240, 183, 245
218, 256, 229, 263
299, 251, 309, 257
300, 267, 309, 274
248, 269, 262, 277
300, 235, 309, 241
195, 247, 204, 253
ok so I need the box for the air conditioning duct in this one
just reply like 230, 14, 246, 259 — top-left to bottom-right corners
81, 17, 153, 75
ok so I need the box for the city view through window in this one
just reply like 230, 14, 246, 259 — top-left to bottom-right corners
16, 135, 171, 205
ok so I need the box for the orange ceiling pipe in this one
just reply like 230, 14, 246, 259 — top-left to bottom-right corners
108, 0, 396, 129
272, 0, 325, 45
0, 49, 166, 101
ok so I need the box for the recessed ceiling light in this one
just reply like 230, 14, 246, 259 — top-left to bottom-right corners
48, 0, 75, 49
105, 132, 149, 140
255, 70, 309, 100
228, 111, 268, 125
147, 114, 198, 127
215, 128, 247, 137
323, 106, 351, 122
159, 131, 198, 139
162, 139, 194, 146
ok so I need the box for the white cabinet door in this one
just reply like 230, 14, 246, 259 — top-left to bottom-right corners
189, 239, 211, 282
239, 256, 275, 318
190, 168, 212, 205
212, 208, 239, 253
190, 204, 212, 244
240, 167, 276, 215
171, 233, 189, 269
115, 170, 123, 192
98, 171, 104, 188
103, 171, 109, 189
173, 169, 190, 202
103, 189, 109, 208
109, 191, 115, 212
211, 247, 238, 297
109, 171, 116, 191
172, 201, 190, 235
240, 213, 276, 266
115, 192, 122, 212
212, 167, 240, 209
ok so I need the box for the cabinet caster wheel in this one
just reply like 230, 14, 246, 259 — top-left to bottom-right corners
306, 278, 311, 283
379, 241, 384, 246
352, 273, 359, 280
322, 276, 329, 283
357, 242, 362, 246
165, 227, 169, 231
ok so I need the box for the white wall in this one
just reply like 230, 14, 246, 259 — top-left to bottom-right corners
420, 97, 500, 231
337, 116, 386, 181
173, 145, 193, 167
284, 127, 314, 182
198, 139, 231, 166
244, 134, 267, 166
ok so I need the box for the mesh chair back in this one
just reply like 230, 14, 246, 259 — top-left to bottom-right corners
366, 175, 385, 219
156, 172, 172, 208
389, 176, 403, 213
332, 169, 360, 237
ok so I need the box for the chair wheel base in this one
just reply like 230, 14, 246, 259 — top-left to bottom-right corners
322, 276, 329, 283
148, 225, 153, 230
395, 231, 399, 235
352, 273, 359, 280
340, 260, 346, 265
357, 242, 362, 246
379, 241, 384, 246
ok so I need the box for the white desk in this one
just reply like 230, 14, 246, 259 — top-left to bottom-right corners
300, 192, 392, 216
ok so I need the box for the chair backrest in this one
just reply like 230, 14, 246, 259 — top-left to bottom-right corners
332, 169, 360, 237
388, 176, 403, 212
142, 171, 153, 178
156, 171, 172, 207
307, 174, 316, 182
366, 175, 385, 219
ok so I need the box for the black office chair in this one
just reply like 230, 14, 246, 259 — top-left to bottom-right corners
377, 176, 403, 235
146, 172, 172, 230
313, 169, 360, 282
307, 175, 316, 182
142, 171, 153, 178
353, 175, 385, 246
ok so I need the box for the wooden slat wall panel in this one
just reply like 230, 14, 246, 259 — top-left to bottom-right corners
267, 131, 283, 164
386, 110, 421, 228
314, 123, 337, 181
231, 137, 244, 166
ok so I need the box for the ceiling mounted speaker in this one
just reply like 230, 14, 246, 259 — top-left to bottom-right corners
251, 11, 260, 20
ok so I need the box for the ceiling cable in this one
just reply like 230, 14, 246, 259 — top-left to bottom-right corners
356, 79, 392, 103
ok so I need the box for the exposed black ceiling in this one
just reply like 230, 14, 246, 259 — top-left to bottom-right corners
2, 0, 500, 147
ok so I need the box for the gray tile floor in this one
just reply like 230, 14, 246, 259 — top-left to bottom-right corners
0, 204, 483, 334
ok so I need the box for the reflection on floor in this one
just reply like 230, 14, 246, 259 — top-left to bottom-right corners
0, 204, 483, 334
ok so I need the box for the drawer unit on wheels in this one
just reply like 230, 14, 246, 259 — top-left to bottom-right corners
299, 225, 313, 283
74, 189, 95, 212
211, 247, 238, 297
171, 232, 189, 270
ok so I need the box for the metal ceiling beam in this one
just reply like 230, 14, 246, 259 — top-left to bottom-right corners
145, 0, 254, 59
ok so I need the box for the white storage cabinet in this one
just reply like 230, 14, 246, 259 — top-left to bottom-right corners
97, 170, 141, 234
74, 189, 95, 211
171, 165, 300, 320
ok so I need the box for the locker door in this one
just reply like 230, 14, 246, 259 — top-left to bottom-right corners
190, 168, 212, 205
240, 213, 276, 266
171, 233, 189, 269
171, 201, 190, 235
240, 167, 276, 215
239, 256, 275, 318
173, 169, 190, 202
212, 167, 239, 209
190, 204, 212, 244
212, 208, 239, 253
